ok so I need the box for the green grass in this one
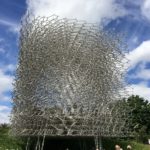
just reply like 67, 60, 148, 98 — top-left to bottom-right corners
102, 138, 150, 150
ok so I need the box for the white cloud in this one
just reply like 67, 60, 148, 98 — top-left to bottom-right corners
132, 36, 139, 44
129, 83, 150, 101
130, 68, 150, 80
126, 40, 150, 69
136, 69, 150, 80
0, 69, 13, 92
141, 0, 150, 21
26, 0, 127, 23
3, 64, 16, 73
126, 40, 150, 101
0, 105, 10, 112
0, 38, 6, 53
0, 18, 20, 33
0, 68, 14, 102
0, 105, 10, 124
0, 19, 17, 27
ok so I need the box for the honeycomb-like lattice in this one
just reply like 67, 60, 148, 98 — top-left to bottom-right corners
12, 15, 130, 137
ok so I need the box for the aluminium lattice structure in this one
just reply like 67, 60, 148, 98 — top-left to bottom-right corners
12, 15, 131, 137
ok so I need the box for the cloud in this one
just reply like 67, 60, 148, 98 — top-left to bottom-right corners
0, 67, 14, 102
136, 69, 150, 80
130, 68, 150, 80
26, 0, 127, 23
126, 40, 150, 69
0, 18, 20, 33
2, 64, 16, 73
126, 40, 150, 101
129, 83, 150, 101
0, 105, 10, 124
0, 19, 17, 27
0, 38, 16, 121
0, 105, 10, 112
141, 0, 150, 21
0, 69, 13, 92
0, 38, 7, 53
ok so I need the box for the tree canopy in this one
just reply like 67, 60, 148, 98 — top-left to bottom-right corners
123, 95, 150, 142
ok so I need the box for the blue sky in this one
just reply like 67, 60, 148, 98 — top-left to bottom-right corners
0, 0, 150, 123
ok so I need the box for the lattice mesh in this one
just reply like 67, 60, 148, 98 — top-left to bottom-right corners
11, 15, 130, 137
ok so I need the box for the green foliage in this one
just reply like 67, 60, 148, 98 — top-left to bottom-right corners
125, 95, 150, 142
102, 138, 150, 150
0, 124, 24, 149
127, 95, 150, 132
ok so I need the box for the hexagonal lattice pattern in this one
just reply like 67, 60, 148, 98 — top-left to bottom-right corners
12, 15, 130, 137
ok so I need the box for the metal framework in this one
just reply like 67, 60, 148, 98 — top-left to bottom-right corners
12, 15, 130, 137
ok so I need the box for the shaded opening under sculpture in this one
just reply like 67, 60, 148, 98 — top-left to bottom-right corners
12, 15, 130, 138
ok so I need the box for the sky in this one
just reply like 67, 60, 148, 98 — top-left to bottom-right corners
0, 0, 150, 123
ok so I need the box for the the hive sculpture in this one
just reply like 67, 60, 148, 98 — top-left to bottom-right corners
12, 15, 130, 137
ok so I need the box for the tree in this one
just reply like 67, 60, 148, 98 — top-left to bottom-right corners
126, 95, 150, 142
